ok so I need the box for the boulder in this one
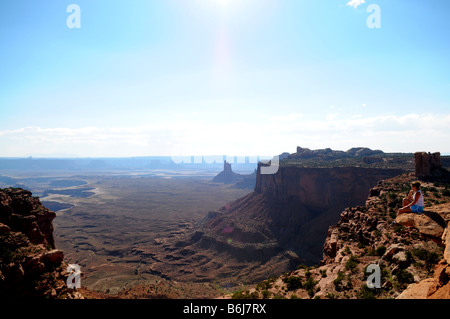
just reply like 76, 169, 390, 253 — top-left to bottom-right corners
395, 213, 415, 228
0, 222, 10, 234
382, 244, 405, 261
397, 278, 436, 299
4, 263, 25, 281
427, 262, 450, 299
322, 228, 339, 262
392, 251, 409, 267
443, 225, 450, 264
23, 255, 46, 275
414, 214, 445, 238
396, 213, 444, 239
42, 249, 64, 266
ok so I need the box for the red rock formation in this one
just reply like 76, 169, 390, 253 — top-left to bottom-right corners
150, 165, 405, 286
212, 161, 256, 189
0, 188, 82, 298
232, 173, 450, 299
1, 188, 56, 248
415, 152, 442, 178
396, 202, 450, 299
255, 165, 403, 208
212, 161, 242, 184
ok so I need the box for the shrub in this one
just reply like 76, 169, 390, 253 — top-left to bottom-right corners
395, 269, 414, 285
282, 276, 303, 291
394, 225, 405, 233
345, 255, 359, 272
232, 290, 259, 299
413, 248, 441, 272
304, 277, 318, 298
357, 284, 378, 299
333, 272, 345, 291
261, 290, 270, 299
375, 246, 387, 256
0, 233, 30, 264
389, 211, 397, 220
256, 278, 275, 291
405, 250, 414, 262
387, 192, 397, 200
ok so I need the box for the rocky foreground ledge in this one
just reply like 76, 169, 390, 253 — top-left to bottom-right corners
230, 173, 450, 299
0, 188, 83, 298
395, 204, 450, 298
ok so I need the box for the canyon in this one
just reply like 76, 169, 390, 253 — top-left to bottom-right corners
148, 148, 407, 289
1, 148, 449, 299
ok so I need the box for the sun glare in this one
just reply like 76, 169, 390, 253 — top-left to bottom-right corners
216, 0, 232, 7
203, 0, 239, 11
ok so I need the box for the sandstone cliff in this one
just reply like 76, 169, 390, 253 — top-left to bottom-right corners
0, 188, 82, 298
231, 170, 450, 299
415, 152, 443, 178
147, 159, 404, 288
255, 164, 403, 209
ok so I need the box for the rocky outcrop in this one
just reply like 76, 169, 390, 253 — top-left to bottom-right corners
0, 188, 56, 248
255, 165, 403, 207
395, 212, 445, 240
139, 148, 449, 298
149, 162, 404, 287
444, 225, 450, 265
0, 188, 82, 298
395, 202, 450, 299
290, 147, 384, 160
212, 161, 244, 184
212, 161, 256, 189
228, 172, 450, 299
415, 152, 442, 178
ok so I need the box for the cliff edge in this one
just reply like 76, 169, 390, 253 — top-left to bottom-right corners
0, 188, 83, 298
148, 149, 405, 288
230, 152, 449, 299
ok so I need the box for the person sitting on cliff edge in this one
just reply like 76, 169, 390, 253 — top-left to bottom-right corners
398, 181, 425, 215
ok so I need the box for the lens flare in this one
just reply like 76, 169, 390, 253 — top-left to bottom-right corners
223, 226, 233, 234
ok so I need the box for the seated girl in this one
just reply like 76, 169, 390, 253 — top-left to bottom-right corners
398, 181, 425, 215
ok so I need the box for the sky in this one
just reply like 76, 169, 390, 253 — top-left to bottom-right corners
0, 0, 449, 158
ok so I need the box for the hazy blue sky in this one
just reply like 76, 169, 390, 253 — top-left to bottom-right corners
0, 0, 449, 157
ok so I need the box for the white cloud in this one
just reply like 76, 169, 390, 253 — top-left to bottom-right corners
268, 113, 303, 123
0, 113, 449, 157
346, 0, 365, 9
